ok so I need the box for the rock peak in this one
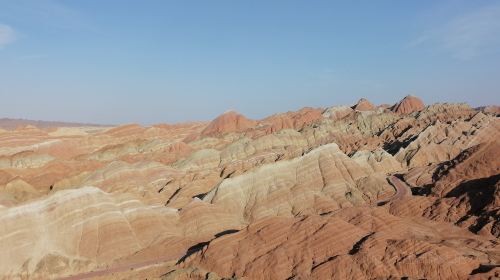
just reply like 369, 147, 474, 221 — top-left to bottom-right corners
352, 98, 375, 111
201, 111, 256, 136
391, 95, 425, 114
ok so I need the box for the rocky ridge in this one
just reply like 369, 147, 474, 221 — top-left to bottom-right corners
0, 95, 498, 279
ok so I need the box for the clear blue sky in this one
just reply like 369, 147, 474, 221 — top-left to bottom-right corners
0, 0, 499, 125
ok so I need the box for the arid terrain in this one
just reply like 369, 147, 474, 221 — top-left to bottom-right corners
0, 96, 498, 280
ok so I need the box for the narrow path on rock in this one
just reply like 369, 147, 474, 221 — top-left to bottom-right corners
59, 256, 175, 280
374, 175, 412, 206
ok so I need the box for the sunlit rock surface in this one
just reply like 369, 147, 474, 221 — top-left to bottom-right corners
0, 96, 498, 279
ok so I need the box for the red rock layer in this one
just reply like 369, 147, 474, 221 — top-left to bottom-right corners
200, 111, 257, 136
259, 107, 324, 133
0, 97, 497, 279
352, 98, 376, 111
183, 207, 495, 280
391, 95, 425, 114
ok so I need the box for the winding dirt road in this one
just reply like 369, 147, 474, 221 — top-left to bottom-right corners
372, 175, 412, 206
59, 256, 176, 280
387, 176, 412, 200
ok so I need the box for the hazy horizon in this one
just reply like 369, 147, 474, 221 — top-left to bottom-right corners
0, 94, 493, 127
1, 0, 499, 125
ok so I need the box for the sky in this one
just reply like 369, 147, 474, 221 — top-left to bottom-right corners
0, 0, 499, 125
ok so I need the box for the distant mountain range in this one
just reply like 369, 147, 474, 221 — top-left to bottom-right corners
0, 118, 110, 130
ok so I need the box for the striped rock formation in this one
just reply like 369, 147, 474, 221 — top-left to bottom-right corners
0, 97, 498, 279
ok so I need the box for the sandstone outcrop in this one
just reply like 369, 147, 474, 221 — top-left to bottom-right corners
352, 98, 376, 111
0, 96, 498, 279
322, 105, 353, 120
350, 149, 403, 174
477, 105, 500, 115
259, 107, 324, 132
0, 186, 246, 279
201, 111, 256, 136
203, 143, 394, 222
0, 187, 185, 278
183, 208, 496, 280
391, 95, 425, 114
